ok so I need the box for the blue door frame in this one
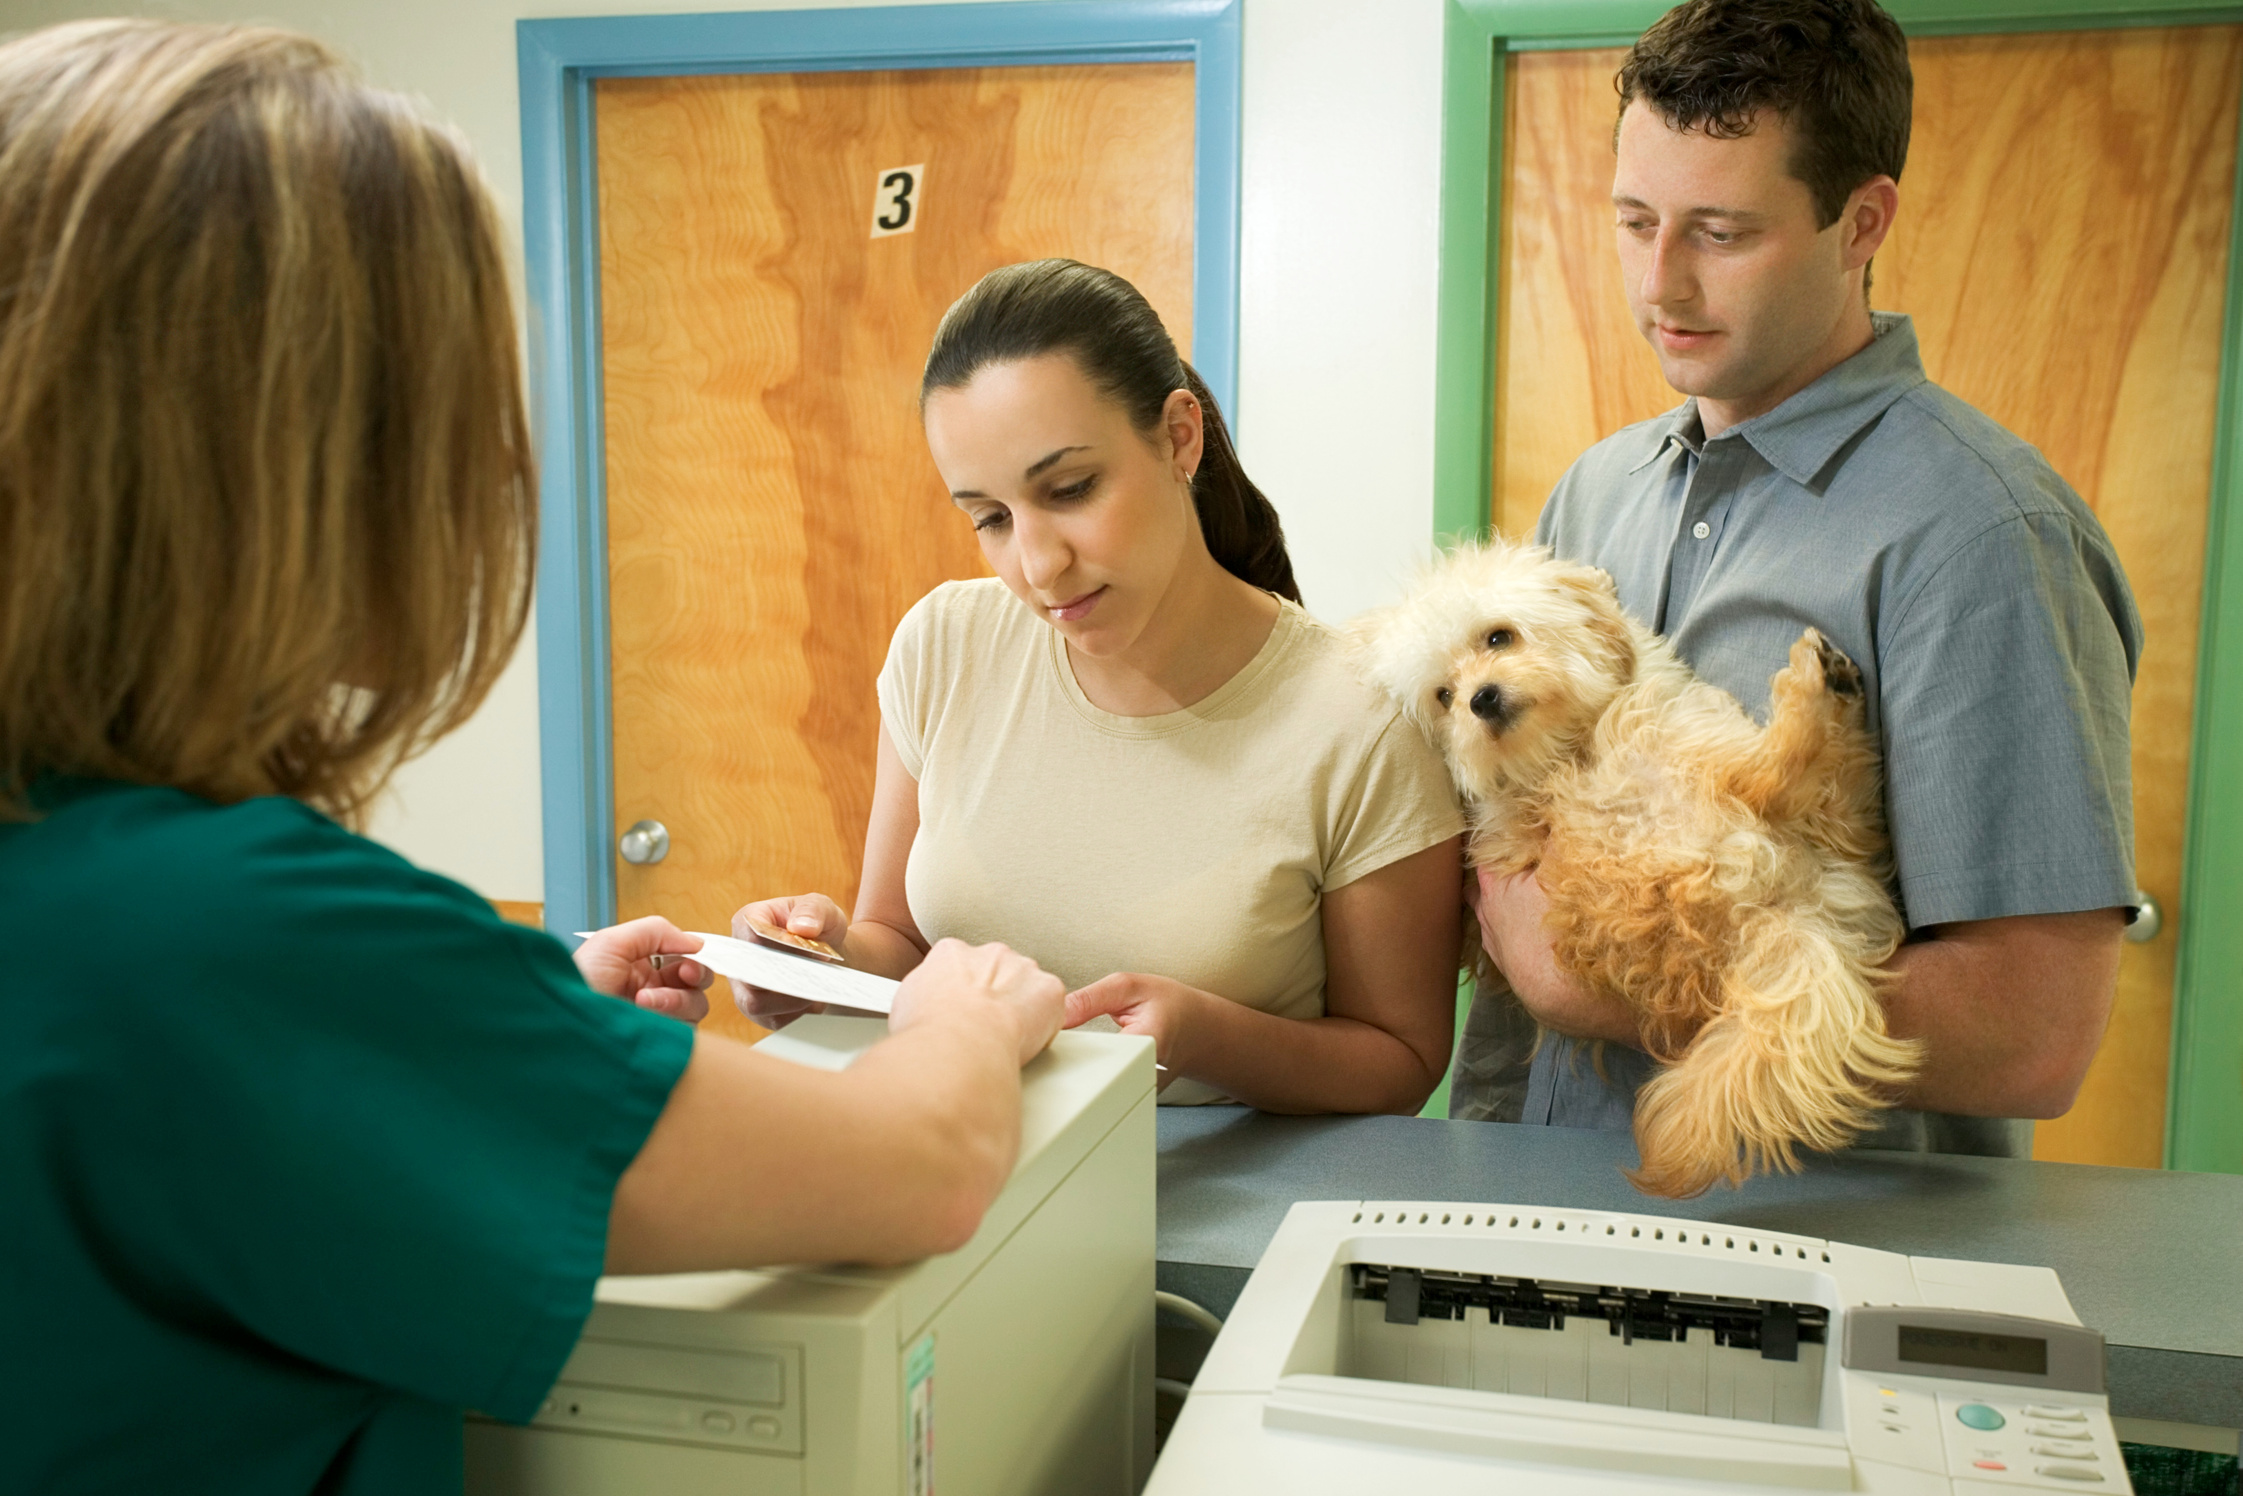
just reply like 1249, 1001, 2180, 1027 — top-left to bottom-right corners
517, 0, 1242, 939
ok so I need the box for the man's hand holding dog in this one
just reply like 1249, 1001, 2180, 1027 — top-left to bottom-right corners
1468, 865, 1644, 1048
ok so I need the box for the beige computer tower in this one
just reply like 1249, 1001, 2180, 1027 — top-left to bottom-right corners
466, 1022, 1157, 1496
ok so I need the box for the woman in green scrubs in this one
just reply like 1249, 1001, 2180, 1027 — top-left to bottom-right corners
0, 22, 1066, 1495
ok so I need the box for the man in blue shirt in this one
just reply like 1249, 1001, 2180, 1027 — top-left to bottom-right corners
1455, 0, 2140, 1154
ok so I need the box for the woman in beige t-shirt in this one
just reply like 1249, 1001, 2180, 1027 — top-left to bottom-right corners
734, 261, 1464, 1113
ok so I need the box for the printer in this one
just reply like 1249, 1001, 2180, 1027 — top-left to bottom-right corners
1152, 1199, 2128, 1494
465, 1017, 1157, 1496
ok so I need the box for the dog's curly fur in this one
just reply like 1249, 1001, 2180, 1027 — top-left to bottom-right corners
1349, 538, 1922, 1197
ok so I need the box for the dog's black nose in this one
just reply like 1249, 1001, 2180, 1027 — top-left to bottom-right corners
1469, 684, 1504, 721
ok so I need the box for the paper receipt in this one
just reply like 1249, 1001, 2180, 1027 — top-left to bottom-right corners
688, 931, 900, 1015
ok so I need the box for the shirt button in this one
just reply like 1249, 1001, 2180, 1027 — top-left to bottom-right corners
1692, 520, 1711, 539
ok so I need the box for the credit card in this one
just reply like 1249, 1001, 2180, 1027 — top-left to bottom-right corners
744, 914, 845, 963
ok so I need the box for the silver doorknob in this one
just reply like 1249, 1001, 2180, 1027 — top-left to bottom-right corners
2125, 888, 2161, 943
618, 819, 670, 866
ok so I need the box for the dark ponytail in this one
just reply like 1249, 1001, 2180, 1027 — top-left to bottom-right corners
922, 259, 1301, 605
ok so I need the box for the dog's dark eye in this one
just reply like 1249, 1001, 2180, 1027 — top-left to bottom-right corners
1435, 687, 1453, 708
1487, 628, 1516, 649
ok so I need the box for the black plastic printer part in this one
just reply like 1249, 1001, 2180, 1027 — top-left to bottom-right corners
1384, 1268, 1422, 1326
1761, 1303, 1800, 1362
1349, 1263, 1827, 1363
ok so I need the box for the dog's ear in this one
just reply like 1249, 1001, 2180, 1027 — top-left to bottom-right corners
1340, 607, 1388, 663
1340, 606, 1408, 705
1554, 564, 1617, 599
1555, 568, 1636, 686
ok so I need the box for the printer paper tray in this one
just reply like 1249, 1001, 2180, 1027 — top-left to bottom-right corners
1263, 1374, 1854, 1490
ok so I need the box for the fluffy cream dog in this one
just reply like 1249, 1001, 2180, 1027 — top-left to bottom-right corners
1349, 539, 1920, 1197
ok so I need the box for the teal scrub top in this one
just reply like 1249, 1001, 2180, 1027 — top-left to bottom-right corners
0, 779, 695, 1494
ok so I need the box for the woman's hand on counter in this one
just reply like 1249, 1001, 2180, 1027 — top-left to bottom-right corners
1063, 972, 1204, 1075
1065, 839, 1463, 1114
726, 893, 851, 1029
574, 916, 712, 1022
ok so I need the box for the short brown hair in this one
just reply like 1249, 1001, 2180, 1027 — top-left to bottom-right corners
1618, 0, 1912, 227
0, 21, 534, 826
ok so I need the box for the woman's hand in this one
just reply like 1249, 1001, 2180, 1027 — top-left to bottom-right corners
890, 938, 1066, 1066
1467, 863, 1640, 1046
1063, 972, 1204, 1075
574, 916, 711, 1022
608, 935, 1059, 1274
728, 894, 850, 1029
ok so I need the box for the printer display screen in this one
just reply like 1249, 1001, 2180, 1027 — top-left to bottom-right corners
1896, 1325, 2048, 1376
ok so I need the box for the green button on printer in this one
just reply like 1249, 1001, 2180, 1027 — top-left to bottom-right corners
1957, 1405, 2008, 1432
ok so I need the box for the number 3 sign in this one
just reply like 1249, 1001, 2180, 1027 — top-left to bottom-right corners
870, 163, 924, 238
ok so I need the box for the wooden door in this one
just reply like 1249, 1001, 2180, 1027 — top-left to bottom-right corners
1492, 27, 2242, 1167
595, 64, 1196, 1044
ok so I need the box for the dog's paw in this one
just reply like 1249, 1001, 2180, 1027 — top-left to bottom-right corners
1800, 628, 1863, 699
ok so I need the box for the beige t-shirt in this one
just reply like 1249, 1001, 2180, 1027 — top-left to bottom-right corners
877, 578, 1465, 1104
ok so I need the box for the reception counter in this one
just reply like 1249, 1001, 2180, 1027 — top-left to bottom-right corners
1154, 1108, 2243, 1429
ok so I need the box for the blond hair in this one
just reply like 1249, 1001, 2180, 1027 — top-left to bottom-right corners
0, 21, 534, 826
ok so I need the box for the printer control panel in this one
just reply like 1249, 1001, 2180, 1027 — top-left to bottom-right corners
1840, 1304, 2127, 1493
1842, 1375, 2127, 1489
1934, 1391, 2123, 1487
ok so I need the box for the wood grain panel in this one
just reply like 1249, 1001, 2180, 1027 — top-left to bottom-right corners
1494, 28, 2243, 1166
1493, 47, 1674, 542
597, 64, 1194, 1045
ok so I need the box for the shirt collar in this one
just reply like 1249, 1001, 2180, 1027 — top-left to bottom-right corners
1626, 401, 1702, 474
1623, 312, 1929, 485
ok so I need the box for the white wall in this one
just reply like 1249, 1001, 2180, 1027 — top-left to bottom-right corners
3, 0, 1450, 899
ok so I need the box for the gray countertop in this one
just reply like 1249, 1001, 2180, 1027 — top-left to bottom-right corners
1154, 1107, 2243, 1427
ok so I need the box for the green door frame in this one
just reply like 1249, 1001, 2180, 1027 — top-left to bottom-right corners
1434, 0, 2243, 1172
